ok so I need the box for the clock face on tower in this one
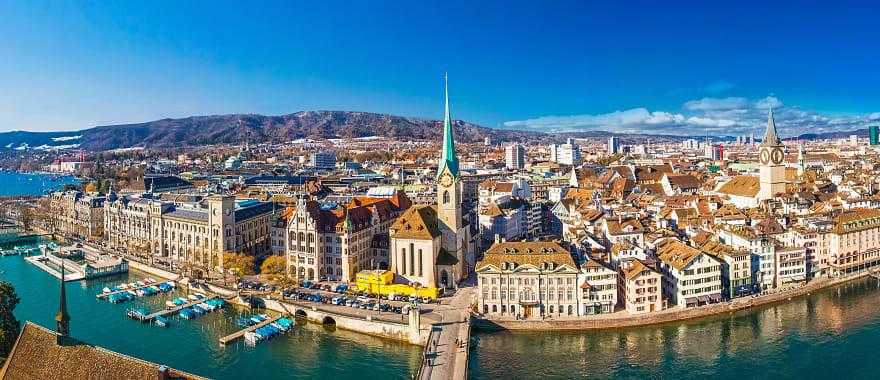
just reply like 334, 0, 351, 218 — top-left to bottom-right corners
770, 147, 784, 165
759, 148, 770, 165
440, 172, 453, 187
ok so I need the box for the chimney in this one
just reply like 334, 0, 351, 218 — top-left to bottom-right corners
157, 365, 170, 380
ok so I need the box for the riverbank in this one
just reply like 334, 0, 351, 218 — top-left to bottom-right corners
474, 271, 875, 331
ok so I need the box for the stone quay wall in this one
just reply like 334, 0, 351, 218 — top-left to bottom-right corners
475, 271, 874, 331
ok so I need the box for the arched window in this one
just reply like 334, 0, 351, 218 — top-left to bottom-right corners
442, 191, 450, 204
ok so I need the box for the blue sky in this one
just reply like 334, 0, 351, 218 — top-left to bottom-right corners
1, 1, 879, 136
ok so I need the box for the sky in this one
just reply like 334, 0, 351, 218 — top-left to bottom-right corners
1, 1, 880, 137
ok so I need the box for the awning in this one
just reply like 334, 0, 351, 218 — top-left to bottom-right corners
697, 295, 710, 303
709, 293, 722, 303
685, 297, 699, 307
518, 300, 539, 306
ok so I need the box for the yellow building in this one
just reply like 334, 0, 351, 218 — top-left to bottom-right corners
354, 269, 439, 299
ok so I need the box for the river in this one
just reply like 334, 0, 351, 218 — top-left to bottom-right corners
0, 254, 422, 379
469, 276, 880, 379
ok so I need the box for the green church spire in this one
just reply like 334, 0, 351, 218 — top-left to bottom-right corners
437, 73, 460, 178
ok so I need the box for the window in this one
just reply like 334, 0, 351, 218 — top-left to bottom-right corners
443, 190, 450, 204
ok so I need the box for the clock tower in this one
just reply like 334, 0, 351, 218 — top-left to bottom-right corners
437, 74, 462, 232
758, 108, 786, 200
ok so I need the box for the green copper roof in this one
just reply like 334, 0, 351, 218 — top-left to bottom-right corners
437, 74, 460, 178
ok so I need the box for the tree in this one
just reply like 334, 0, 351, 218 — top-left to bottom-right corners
14, 204, 33, 230
0, 281, 21, 359
260, 255, 286, 276
223, 253, 255, 276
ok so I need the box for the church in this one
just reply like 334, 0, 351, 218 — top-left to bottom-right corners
388, 76, 473, 290
716, 109, 788, 208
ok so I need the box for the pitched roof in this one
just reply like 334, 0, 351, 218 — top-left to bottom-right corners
622, 259, 658, 280
717, 175, 760, 198
390, 205, 441, 240
476, 241, 575, 272
656, 239, 714, 271
0, 322, 204, 380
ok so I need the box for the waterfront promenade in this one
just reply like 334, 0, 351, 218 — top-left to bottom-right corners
474, 270, 877, 331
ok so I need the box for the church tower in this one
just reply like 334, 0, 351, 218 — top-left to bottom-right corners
436, 74, 462, 232
758, 108, 786, 200
56, 262, 70, 344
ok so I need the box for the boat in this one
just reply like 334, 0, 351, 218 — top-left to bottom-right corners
179, 308, 195, 319
102, 287, 112, 294
126, 307, 149, 320
154, 316, 170, 327
165, 300, 177, 309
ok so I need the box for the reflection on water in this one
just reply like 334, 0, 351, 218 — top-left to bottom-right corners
470, 278, 880, 379
0, 255, 422, 379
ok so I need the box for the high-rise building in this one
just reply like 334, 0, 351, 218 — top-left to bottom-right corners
870, 126, 880, 146
607, 136, 620, 155
505, 144, 526, 170
310, 152, 336, 169
850, 135, 859, 145
484, 136, 492, 146
549, 138, 581, 166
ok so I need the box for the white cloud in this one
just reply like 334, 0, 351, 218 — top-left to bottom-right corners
502, 108, 686, 131
686, 116, 737, 128
755, 96, 783, 110
683, 97, 749, 111
503, 95, 880, 137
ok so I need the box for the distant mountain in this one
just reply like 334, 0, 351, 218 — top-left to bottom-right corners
793, 128, 867, 141
0, 110, 772, 152
0, 111, 550, 151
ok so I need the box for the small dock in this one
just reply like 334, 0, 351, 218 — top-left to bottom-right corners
219, 314, 285, 345
138, 296, 222, 322
96, 282, 163, 299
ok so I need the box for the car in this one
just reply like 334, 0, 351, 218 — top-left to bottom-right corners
356, 296, 370, 303
321, 284, 332, 291
372, 303, 381, 311
392, 306, 402, 314
379, 304, 391, 312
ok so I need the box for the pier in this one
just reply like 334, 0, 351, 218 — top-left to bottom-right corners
137, 295, 222, 322
219, 314, 286, 345
96, 281, 164, 299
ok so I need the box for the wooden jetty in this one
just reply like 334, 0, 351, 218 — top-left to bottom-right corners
219, 314, 285, 345
138, 296, 222, 322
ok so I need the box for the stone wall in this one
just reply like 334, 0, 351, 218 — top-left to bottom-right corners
260, 298, 429, 345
